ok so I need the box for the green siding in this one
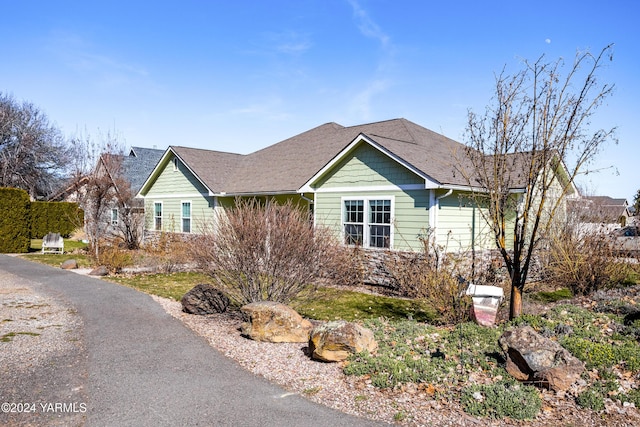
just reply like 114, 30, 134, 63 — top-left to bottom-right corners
435, 192, 494, 252
144, 196, 215, 233
146, 153, 210, 196
315, 189, 430, 251
312, 143, 431, 251
314, 143, 423, 189
143, 154, 215, 232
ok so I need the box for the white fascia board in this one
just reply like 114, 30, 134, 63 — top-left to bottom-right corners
137, 148, 174, 198
212, 190, 299, 197
144, 192, 210, 199
312, 184, 425, 193
170, 148, 216, 196
299, 134, 438, 193
137, 146, 216, 198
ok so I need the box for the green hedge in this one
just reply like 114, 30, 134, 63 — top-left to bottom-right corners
0, 188, 30, 253
30, 201, 83, 238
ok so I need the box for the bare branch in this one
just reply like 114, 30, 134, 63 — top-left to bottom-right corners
459, 45, 616, 318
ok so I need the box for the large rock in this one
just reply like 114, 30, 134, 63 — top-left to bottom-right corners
309, 320, 378, 362
240, 301, 312, 343
89, 266, 109, 276
60, 259, 78, 270
181, 284, 230, 315
499, 325, 584, 391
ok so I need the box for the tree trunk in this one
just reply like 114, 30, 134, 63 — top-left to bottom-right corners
509, 284, 523, 320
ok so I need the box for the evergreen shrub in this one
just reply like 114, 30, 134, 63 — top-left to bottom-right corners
30, 201, 83, 238
0, 188, 30, 253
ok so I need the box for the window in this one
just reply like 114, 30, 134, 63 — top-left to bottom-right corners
173, 157, 179, 171
111, 208, 118, 226
182, 201, 191, 233
154, 202, 162, 231
368, 199, 391, 248
343, 198, 392, 248
344, 200, 364, 245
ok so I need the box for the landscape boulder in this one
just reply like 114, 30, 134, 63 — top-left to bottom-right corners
499, 325, 584, 391
60, 259, 78, 270
309, 320, 378, 362
89, 266, 109, 276
240, 301, 312, 343
181, 284, 230, 315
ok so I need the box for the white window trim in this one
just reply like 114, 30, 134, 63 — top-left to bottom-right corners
341, 196, 394, 249
111, 208, 118, 226
154, 201, 163, 231
181, 200, 192, 233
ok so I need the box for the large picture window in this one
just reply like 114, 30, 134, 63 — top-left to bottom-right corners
343, 197, 392, 248
182, 201, 191, 233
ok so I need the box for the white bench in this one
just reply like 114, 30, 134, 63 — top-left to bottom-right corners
42, 232, 64, 254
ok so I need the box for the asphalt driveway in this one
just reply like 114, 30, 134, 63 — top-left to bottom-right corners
0, 255, 384, 426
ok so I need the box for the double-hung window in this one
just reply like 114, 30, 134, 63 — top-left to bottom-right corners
343, 198, 392, 248
110, 208, 118, 226
154, 202, 163, 231
344, 200, 364, 245
182, 201, 191, 233
368, 199, 391, 248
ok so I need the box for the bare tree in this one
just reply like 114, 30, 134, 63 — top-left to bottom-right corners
0, 92, 70, 199
458, 45, 616, 319
68, 130, 126, 259
111, 176, 145, 250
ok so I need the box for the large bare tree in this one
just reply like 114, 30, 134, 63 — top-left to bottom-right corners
459, 45, 616, 319
67, 130, 127, 259
0, 92, 70, 199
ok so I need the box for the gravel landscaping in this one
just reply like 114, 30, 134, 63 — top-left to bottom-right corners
154, 294, 640, 426
3, 267, 640, 426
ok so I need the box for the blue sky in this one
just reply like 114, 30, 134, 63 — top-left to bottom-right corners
2, 0, 638, 202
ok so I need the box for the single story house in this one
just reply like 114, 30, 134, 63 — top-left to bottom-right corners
568, 195, 633, 233
51, 146, 165, 242
137, 118, 570, 253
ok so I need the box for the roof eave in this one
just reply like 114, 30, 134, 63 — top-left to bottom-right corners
298, 133, 440, 193
137, 147, 216, 198
214, 190, 300, 197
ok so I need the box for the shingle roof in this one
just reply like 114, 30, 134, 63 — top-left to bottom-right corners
170, 146, 244, 193
570, 196, 631, 222
121, 147, 165, 193
585, 196, 628, 207
167, 118, 476, 195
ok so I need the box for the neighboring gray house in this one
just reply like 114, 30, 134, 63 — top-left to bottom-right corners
570, 195, 632, 231
108, 147, 164, 240
122, 147, 166, 198
51, 146, 164, 245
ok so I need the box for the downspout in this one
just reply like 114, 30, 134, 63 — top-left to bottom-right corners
299, 193, 314, 204
437, 189, 453, 201
431, 188, 453, 249
298, 193, 315, 225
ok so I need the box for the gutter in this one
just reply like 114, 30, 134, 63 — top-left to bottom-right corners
437, 188, 453, 201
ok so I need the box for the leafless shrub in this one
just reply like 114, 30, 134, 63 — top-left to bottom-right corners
189, 198, 341, 305
545, 225, 634, 295
95, 244, 133, 274
321, 245, 365, 288
142, 232, 192, 273
384, 230, 471, 324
